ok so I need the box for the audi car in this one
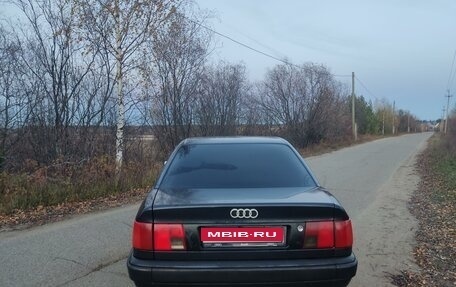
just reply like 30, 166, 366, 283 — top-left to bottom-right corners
127, 137, 357, 287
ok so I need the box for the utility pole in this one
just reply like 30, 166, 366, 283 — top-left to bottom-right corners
445, 90, 453, 134
352, 72, 357, 141
407, 113, 410, 133
440, 106, 446, 133
392, 101, 395, 135
382, 110, 385, 135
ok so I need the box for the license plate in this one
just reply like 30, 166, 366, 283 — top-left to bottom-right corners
200, 227, 285, 244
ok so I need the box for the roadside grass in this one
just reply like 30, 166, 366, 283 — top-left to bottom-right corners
0, 157, 161, 215
299, 134, 386, 157
427, 134, 456, 206
390, 133, 456, 286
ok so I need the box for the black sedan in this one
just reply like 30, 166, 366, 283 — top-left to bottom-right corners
127, 137, 357, 287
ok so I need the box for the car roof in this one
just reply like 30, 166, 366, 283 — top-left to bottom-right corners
181, 136, 289, 145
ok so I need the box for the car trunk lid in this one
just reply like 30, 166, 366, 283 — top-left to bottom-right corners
146, 187, 351, 259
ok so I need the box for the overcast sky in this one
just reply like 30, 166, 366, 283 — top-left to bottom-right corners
2, 1, 455, 120
196, 0, 456, 120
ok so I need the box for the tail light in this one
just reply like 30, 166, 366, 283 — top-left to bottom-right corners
154, 224, 186, 251
335, 220, 353, 248
304, 221, 334, 248
132, 221, 187, 251
132, 221, 153, 251
303, 220, 353, 249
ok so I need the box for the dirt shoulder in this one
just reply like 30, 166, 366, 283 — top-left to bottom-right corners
390, 135, 456, 286
0, 188, 148, 232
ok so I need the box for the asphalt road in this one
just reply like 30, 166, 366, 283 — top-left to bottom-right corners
0, 132, 432, 287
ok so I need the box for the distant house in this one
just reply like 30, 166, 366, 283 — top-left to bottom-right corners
434, 122, 441, 131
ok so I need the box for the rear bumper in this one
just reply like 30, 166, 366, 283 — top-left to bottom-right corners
127, 251, 357, 287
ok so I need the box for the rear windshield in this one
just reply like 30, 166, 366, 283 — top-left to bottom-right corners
159, 143, 316, 189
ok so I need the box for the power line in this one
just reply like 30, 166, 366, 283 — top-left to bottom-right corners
451, 62, 456, 90
355, 76, 377, 100
183, 16, 351, 78
184, 17, 298, 66
447, 49, 456, 90
217, 20, 287, 61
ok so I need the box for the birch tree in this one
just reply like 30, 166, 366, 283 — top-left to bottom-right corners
75, 0, 179, 173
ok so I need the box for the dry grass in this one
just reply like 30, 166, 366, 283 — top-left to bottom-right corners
0, 157, 161, 215
0, 188, 149, 231
390, 133, 456, 286
299, 134, 387, 157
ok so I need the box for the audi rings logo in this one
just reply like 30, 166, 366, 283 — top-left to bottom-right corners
230, 208, 259, 219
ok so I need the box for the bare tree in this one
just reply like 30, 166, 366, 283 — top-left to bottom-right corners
397, 109, 418, 133
142, 10, 211, 153
0, 25, 33, 169
8, 0, 99, 163
259, 63, 350, 147
374, 98, 394, 134
301, 64, 349, 144
195, 62, 247, 136
75, 0, 179, 174
238, 88, 266, 136
260, 64, 307, 144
